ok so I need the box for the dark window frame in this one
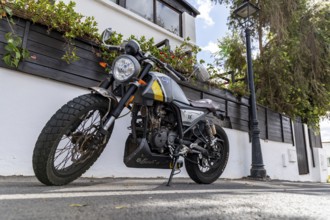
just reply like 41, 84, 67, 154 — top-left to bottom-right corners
117, 0, 182, 37
155, 0, 182, 36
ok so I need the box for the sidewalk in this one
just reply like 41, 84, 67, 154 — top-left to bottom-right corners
0, 176, 329, 220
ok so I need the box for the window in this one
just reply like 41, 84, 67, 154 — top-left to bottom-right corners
126, 0, 154, 22
119, 0, 182, 36
156, 1, 180, 36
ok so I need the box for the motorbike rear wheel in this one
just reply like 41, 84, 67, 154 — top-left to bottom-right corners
185, 125, 229, 184
32, 94, 114, 186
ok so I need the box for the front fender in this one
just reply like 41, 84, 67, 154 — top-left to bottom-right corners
89, 87, 118, 107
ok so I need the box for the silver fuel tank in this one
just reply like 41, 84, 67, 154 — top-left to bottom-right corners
141, 72, 190, 105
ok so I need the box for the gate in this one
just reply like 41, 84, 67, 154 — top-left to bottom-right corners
294, 119, 309, 175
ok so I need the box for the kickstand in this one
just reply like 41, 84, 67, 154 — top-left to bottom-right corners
166, 156, 179, 187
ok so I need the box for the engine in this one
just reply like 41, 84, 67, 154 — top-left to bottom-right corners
147, 103, 177, 154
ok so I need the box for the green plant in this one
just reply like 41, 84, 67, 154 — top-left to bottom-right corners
148, 37, 201, 75
2, 32, 29, 67
61, 40, 79, 64
3, 0, 100, 64
1, 1, 30, 67
99, 31, 124, 71
0, 0, 12, 19
99, 34, 202, 77
212, 0, 330, 126
8, 0, 100, 42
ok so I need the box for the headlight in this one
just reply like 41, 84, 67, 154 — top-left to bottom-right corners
112, 55, 141, 82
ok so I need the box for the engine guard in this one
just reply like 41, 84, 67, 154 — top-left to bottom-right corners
124, 137, 172, 169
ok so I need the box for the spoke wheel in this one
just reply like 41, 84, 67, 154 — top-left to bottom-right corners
53, 109, 105, 175
185, 125, 229, 184
33, 94, 114, 186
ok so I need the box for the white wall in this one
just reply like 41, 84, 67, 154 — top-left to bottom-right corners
1, 68, 328, 182
62, 0, 196, 48
0, 69, 86, 175
323, 142, 330, 175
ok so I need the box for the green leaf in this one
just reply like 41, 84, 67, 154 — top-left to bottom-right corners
4, 32, 13, 40
4, 6, 13, 17
15, 51, 21, 59
4, 44, 15, 52
2, 55, 12, 66
22, 49, 30, 59
12, 59, 19, 68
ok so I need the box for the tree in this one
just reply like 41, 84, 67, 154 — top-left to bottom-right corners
211, 0, 330, 126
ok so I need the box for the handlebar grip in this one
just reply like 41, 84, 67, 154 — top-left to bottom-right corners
103, 44, 123, 52
166, 64, 188, 81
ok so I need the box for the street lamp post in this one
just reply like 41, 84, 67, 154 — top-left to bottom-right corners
233, 0, 267, 179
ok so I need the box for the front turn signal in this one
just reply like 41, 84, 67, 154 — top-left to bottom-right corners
99, 62, 107, 68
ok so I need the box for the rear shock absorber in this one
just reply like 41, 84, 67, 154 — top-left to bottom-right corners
205, 120, 216, 140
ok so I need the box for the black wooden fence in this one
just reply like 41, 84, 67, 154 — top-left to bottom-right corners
0, 17, 323, 149
179, 80, 294, 144
0, 17, 106, 87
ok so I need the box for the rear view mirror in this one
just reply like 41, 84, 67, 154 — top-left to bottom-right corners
191, 64, 210, 82
101, 28, 113, 44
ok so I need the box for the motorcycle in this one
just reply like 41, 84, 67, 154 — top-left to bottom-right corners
32, 28, 229, 186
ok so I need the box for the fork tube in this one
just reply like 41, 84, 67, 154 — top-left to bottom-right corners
102, 63, 153, 131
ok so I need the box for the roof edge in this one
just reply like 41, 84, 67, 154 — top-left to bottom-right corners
180, 0, 200, 17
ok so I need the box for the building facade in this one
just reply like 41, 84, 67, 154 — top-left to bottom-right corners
62, 0, 199, 48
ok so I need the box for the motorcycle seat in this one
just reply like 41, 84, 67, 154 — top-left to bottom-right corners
190, 99, 221, 112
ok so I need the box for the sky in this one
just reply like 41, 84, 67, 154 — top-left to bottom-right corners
187, 0, 330, 142
186, 0, 230, 64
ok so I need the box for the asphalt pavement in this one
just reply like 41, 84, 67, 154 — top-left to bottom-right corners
0, 176, 329, 220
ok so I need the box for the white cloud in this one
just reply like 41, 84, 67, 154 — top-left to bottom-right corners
196, 0, 214, 27
201, 41, 218, 53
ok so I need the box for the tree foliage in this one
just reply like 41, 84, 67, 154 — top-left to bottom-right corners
212, 0, 330, 126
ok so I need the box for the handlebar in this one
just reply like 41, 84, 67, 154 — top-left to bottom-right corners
149, 55, 187, 81
164, 64, 188, 81
103, 44, 124, 52
102, 42, 188, 82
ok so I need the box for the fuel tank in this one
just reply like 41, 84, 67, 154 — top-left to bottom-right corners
141, 72, 190, 104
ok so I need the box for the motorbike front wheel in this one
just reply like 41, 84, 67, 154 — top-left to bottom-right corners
185, 125, 229, 184
32, 94, 114, 186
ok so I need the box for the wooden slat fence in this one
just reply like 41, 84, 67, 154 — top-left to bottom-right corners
179, 80, 294, 144
1, 17, 107, 88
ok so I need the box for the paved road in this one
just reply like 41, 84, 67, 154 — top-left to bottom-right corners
0, 176, 329, 220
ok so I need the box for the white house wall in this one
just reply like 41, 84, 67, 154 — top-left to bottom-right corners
323, 142, 330, 175
1, 68, 328, 182
182, 12, 196, 43
0, 68, 86, 175
61, 0, 196, 48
